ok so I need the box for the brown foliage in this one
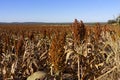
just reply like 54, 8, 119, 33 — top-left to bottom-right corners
0, 22, 120, 80
72, 19, 86, 44
15, 35, 24, 57
48, 31, 66, 75
94, 23, 102, 42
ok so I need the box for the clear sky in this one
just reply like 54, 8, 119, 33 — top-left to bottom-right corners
0, 0, 120, 22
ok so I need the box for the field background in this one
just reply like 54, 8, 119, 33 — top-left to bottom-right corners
0, 20, 120, 80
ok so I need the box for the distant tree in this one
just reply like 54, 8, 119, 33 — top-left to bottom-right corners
116, 15, 120, 24
108, 20, 116, 24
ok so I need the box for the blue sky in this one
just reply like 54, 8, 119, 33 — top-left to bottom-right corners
0, 0, 120, 22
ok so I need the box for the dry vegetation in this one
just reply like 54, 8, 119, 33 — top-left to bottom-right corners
0, 20, 120, 80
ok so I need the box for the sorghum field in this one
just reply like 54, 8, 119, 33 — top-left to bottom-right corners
0, 19, 120, 80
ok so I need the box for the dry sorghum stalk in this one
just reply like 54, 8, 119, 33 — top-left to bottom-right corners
49, 31, 66, 76
72, 19, 86, 45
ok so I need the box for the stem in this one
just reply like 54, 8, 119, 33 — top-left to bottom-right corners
50, 65, 53, 76
78, 55, 80, 80
80, 65, 82, 80
60, 72, 63, 80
